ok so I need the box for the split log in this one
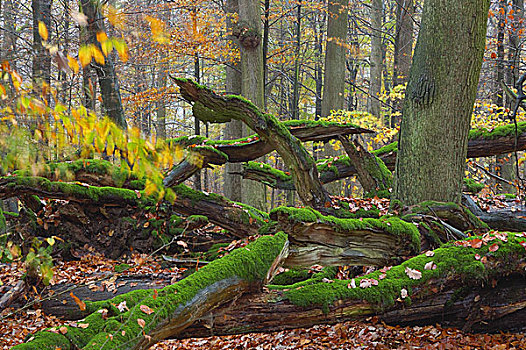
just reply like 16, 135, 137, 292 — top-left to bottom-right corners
0, 280, 26, 312
13, 233, 289, 350
172, 77, 331, 210
271, 206, 420, 267
178, 233, 526, 337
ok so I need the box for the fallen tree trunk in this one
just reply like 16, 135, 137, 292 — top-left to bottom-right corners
38, 274, 175, 320
13, 233, 289, 350
271, 206, 420, 267
0, 176, 272, 241
462, 195, 526, 232
178, 233, 526, 337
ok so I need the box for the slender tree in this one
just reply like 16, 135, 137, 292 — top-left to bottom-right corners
367, 0, 383, 119
32, 0, 52, 101
393, 0, 490, 205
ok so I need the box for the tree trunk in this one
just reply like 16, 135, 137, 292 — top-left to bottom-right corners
393, 0, 490, 206
320, 0, 348, 194
32, 0, 52, 101
367, 0, 383, 119
238, 0, 267, 211
80, 0, 127, 129
223, 0, 244, 202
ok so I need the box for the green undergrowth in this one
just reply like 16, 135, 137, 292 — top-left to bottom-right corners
14, 233, 288, 350
271, 206, 420, 253
279, 233, 526, 312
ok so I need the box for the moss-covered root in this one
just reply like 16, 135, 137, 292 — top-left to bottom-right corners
13, 233, 288, 350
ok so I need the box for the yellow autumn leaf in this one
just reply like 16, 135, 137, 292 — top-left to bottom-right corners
67, 54, 80, 74
96, 31, 108, 43
78, 45, 92, 67
90, 45, 105, 65
112, 39, 128, 62
38, 21, 49, 41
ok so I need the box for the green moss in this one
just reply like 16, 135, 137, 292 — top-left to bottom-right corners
12, 331, 71, 350
114, 263, 131, 273
499, 193, 517, 199
282, 233, 526, 312
270, 268, 313, 285
372, 141, 398, 156
5, 176, 154, 207
468, 121, 526, 139
187, 215, 208, 226
271, 206, 420, 253
463, 178, 484, 193
268, 266, 338, 290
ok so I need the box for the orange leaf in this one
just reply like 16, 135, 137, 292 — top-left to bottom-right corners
137, 318, 146, 328
70, 292, 86, 311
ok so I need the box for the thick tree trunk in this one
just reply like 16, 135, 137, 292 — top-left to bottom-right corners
223, 0, 244, 202
238, 0, 267, 211
80, 0, 127, 129
320, 0, 348, 194
393, 0, 490, 205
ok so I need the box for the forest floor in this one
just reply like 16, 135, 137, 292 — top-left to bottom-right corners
2, 191, 526, 349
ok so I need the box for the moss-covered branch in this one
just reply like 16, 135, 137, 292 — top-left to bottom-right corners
338, 136, 392, 197
172, 77, 331, 210
271, 206, 420, 267
13, 233, 289, 350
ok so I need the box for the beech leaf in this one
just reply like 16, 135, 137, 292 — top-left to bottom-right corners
405, 267, 422, 280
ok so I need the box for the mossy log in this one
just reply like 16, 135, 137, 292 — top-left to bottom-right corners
271, 207, 420, 267
172, 77, 331, 210
13, 233, 289, 350
175, 234, 526, 337
0, 176, 272, 255
462, 195, 526, 232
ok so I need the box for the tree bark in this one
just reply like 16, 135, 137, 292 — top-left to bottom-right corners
393, 0, 490, 205
223, 0, 244, 202
391, 0, 414, 126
